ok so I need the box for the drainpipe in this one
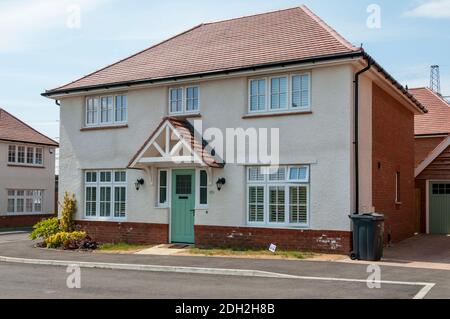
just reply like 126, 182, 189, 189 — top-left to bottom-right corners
353, 58, 372, 215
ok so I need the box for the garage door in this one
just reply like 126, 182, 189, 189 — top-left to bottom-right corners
429, 182, 450, 234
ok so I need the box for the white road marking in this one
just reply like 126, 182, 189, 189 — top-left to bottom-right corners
0, 255, 436, 299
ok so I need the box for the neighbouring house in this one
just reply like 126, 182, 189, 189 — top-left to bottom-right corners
42, 6, 427, 253
412, 87, 450, 235
0, 108, 58, 228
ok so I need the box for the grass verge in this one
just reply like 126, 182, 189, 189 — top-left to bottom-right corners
98, 242, 154, 252
187, 247, 315, 259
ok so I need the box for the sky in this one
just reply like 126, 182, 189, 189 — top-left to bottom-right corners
0, 0, 450, 141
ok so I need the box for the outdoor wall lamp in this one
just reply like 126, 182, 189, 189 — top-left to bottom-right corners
135, 178, 145, 191
216, 178, 226, 191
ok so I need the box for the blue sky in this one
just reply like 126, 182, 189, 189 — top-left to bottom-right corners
0, 0, 449, 140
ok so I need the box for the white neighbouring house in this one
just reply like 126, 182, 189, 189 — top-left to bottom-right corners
0, 108, 58, 228
42, 6, 427, 253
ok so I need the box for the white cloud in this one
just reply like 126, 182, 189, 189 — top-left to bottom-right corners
0, 0, 109, 52
405, 0, 450, 18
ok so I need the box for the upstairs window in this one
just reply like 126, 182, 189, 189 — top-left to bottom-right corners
169, 86, 200, 115
248, 73, 311, 114
85, 94, 127, 127
292, 74, 310, 109
7, 145, 44, 166
249, 79, 266, 112
270, 76, 288, 110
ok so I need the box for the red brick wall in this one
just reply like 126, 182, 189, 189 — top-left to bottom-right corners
372, 83, 416, 243
76, 220, 169, 244
0, 214, 54, 229
195, 225, 351, 254
414, 136, 445, 167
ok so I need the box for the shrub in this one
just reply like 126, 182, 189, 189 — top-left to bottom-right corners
63, 236, 98, 250
46, 231, 87, 249
30, 217, 60, 241
60, 192, 76, 232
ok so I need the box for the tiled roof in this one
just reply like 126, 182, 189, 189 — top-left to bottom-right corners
45, 6, 358, 94
411, 87, 450, 135
0, 108, 59, 146
128, 117, 224, 168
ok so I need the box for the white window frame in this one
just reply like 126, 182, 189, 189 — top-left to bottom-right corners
7, 144, 44, 167
269, 75, 289, 111
168, 86, 201, 115
157, 169, 169, 208
248, 72, 311, 115
248, 78, 268, 114
84, 170, 127, 220
196, 168, 209, 209
115, 95, 128, 124
290, 73, 311, 110
185, 86, 200, 113
100, 96, 114, 124
6, 189, 44, 215
85, 94, 128, 127
246, 166, 310, 227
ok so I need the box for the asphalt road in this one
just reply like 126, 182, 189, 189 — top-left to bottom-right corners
0, 262, 421, 299
0, 232, 448, 299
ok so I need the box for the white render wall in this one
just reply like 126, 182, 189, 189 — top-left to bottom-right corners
0, 142, 56, 215
59, 64, 356, 231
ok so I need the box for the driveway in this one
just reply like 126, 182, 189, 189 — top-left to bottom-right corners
384, 235, 450, 264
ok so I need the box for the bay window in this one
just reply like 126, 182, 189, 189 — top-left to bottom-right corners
85, 170, 127, 219
247, 166, 309, 226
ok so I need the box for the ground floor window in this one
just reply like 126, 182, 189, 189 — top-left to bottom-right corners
247, 166, 309, 226
84, 170, 127, 219
7, 190, 43, 214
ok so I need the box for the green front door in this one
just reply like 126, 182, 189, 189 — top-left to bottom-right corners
171, 170, 195, 243
429, 182, 450, 235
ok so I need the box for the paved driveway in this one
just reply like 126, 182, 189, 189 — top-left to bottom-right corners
384, 235, 450, 264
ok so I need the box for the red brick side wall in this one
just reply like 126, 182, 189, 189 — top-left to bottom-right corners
195, 225, 351, 253
372, 84, 416, 243
76, 220, 169, 244
414, 136, 445, 167
415, 179, 427, 234
0, 214, 54, 229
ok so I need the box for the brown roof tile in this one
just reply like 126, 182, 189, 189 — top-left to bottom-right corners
46, 6, 358, 94
0, 108, 59, 146
412, 87, 450, 135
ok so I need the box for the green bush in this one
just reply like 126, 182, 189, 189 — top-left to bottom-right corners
46, 231, 87, 249
30, 217, 60, 241
60, 192, 76, 232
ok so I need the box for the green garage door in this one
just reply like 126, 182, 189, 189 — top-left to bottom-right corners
429, 182, 450, 234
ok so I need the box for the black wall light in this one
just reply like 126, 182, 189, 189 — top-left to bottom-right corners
135, 178, 145, 191
216, 178, 226, 191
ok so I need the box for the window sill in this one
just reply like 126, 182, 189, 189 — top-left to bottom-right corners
246, 224, 310, 230
168, 113, 201, 119
80, 124, 128, 132
1, 212, 48, 216
83, 217, 127, 222
7, 164, 45, 169
242, 110, 312, 119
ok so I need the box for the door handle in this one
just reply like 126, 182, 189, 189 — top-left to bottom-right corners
190, 209, 196, 216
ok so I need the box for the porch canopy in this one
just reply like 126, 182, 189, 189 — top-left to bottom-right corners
128, 117, 224, 170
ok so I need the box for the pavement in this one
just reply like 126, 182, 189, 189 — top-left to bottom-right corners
0, 232, 449, 299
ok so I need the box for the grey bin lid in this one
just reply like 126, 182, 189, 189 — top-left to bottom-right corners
349, 213, 385, 221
